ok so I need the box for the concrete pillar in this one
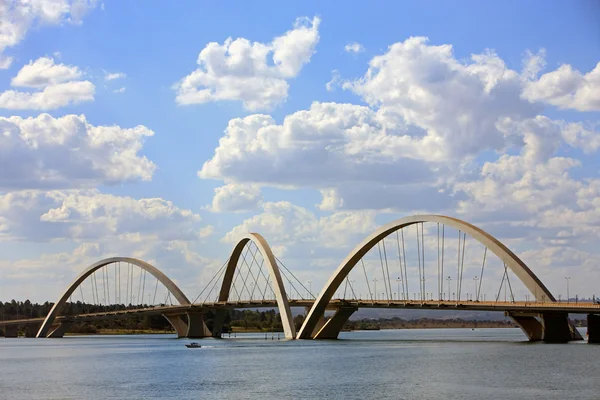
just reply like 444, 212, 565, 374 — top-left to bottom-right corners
185, 312, 212, 338
47, 323, 71, 338
211, 309, 226, 338
587, 314, 600, 344
541, 312, 577, 343
163, 315, 188, 338
509, 313, 543, 341
25, 325, 40, 338
313, 307, 357, 339
4, 325, 18, 338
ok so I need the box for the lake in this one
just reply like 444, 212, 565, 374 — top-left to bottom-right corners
0, 328, 598, 399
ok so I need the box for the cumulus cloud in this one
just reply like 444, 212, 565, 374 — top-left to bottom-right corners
201, 37, 600, 217
223, 201, 378, 251
0, 57, 95, 110
0, 189, 210, 242
455, 116, 600, 240
207, 183, 263, 212
174, 16, 320, 111
0, 113, 155, 190
345, 42, 364, 53
523, 61, 600, 112
0, 0, 98, 68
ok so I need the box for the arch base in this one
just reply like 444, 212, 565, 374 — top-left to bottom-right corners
164, 315, 188, 338
312, 307, 357, 339
47, 323, 71, 338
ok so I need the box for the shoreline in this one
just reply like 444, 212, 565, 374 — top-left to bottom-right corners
61, 324, 518, 336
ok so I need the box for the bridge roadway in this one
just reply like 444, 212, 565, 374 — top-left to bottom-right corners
2, 299, 599, 328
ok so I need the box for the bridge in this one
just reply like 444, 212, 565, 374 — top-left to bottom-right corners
2, 215, 599, 343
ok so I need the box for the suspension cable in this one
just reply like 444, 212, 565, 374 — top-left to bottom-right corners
361, 259, 374, 301
456, 230, 461, 301
441, 225, 445, 300
458, 232, 467, 301
416, 224, 423, 300
421, 222, 426, 299
505, 263, 515, 302
395, 230, 404, 301
381, 238, 392, 302
477, 247, 487, 301
401, 229, 409, 301
275, 255, 314, 298
377, 242, 390, 302
192, 257, 229, 304
437, 223, 440, 300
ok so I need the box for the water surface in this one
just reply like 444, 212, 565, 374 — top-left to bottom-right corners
1, 328, 597, 400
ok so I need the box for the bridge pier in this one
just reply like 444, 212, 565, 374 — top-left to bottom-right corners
509, 313, 543, 341
587, 314, 600, 344
163, 313, 212, 338
2, 325, 18, 338
47, 323, 72, 338
313, 307, 357, 339
211, 310, 226, 338
25, 324, 41, 338
185, 312, 212, 338
509, 312, 583, 343
163, 315, 189, 338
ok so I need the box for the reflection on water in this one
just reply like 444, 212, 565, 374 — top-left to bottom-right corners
0, 328, 598, 400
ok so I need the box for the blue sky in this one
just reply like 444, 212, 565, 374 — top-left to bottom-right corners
0, 0, 599, 303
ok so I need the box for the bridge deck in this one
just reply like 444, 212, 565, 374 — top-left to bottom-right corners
2, 299, 599, 327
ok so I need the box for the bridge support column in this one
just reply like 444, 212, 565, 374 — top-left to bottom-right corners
25, 324, 41, 338
185, 312, 212, 338
47, 323, 71, 338
163, 315, 188, 338
509, 312, 543, 341
3, 325, 18, 338
510, 312, 582, 342
542, 312, 582, 343
211, 310, 226, 338
313, 307, 357, 339
587, 314, 600, 344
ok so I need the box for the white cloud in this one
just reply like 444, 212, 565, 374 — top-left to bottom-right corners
345, 42, 364, 53
345, 37, 540, 160
104, 71, 126, 81
201, 37, 600, 216
0, 113, 155, 190
11, 57, 82, 87
0, 0, 98, 68
174, 16, 320, 111
0, 57, 95, 110
325, 69, 341, 92
207, 183, 263, 212
113, 87, 126, 93
523, 61, 600, 112
0, 189, 210, 242
223, 201, 378, 251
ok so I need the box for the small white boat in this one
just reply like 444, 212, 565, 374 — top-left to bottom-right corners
185, 342, 201, 348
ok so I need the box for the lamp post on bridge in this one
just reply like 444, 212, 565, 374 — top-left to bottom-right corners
396, 277, 401, 301
565, 277, 571, 304
473, 276, 479, 301
446, 276, 452, 301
